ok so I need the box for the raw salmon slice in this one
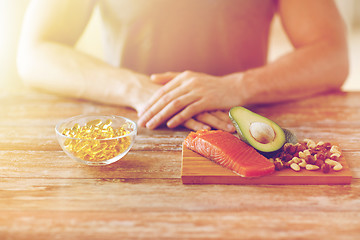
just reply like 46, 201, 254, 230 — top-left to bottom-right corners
184, 130, 275, 177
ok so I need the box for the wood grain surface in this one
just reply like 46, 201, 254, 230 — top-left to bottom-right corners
181, 144, 352, 185
1, 88, 360, 239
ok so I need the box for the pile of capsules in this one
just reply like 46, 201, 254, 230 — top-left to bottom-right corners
61, 119, 131, 162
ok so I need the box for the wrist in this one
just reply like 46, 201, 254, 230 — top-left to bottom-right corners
223, 72, 247, 107
128, 73, 160, 113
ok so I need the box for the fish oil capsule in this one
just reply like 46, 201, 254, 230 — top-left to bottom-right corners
86, 119, 102, 127
62, 118, 131, 162
101, 119, 113, 129
72, 123, 80, 131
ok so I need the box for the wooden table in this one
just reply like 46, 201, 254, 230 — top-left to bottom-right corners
1, 87, 359, 239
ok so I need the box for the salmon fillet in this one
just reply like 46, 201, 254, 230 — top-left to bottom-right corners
184, 130, 275, 177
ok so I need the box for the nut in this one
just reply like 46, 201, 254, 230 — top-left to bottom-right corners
325, 159, 343, 172
333, 163, 343, 171
280, 153, 293, 162
315, 152, 326, 161
330, 145, 341, 154
330, 155, 340, 161
321, 163, 331, 173
290, 157, 302, 164
330, 152, 341, 158
296, 143, 306, 152
303, 149, 311, 156
306, 164, 320, 171
306, 139, 316, 149
298, 159, 307, 168
298, 151, 306, 159
283, 143, 297, 155
323, 142, 332, 150
314, 159, 324, 168
274, 158, 284, 171
325, 159, 338, 167
305, 155, 316, 165
290, 163, 301, 172
271, 138, 344, 173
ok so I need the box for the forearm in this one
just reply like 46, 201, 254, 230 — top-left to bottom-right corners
235, 38, 348, 106
18, 42, 157, 111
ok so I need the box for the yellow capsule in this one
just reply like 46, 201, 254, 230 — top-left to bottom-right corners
86, 119, 102, 127
72, 123, 80, 131
101, 119, 113, 129
64, 138, 72, 146
63, 118, 132, 162
62, 128, 71, 136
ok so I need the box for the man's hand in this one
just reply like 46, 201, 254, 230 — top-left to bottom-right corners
137, 71, 242, 130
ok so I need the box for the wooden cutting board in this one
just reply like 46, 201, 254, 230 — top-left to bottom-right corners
181, 144, 352, 185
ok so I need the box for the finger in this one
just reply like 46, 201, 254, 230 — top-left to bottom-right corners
138, 84, 194, 128
210, 110, 233, 124
138, 76, 182, 116
166, 100, 206, 128
182, 118, 211, 131
195, 112, 235, 132
150, 72, 179, 85
142, 94, 199, 130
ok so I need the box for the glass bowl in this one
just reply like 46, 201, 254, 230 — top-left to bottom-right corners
55, 115, 137, 165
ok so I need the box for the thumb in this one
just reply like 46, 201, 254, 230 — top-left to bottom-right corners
150, 72, 179, 85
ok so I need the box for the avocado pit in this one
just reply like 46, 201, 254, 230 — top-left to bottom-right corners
249, 122, 275, 144
229, 106, 287, 152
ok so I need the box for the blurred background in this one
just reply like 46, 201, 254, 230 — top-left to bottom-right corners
1, 0, 359, 90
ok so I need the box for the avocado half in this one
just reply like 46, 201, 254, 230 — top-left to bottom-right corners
229, 106, 286, 153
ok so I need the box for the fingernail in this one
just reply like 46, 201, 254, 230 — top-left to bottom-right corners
137, 119, 145, 127
204, 125, 211, 130
167, 120, 175, 128
197, 125, 210, 131
146, 120, 155, 129
227, 124, 235, 131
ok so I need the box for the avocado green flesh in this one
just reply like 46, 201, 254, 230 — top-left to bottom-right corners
229, 106, 286, 153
